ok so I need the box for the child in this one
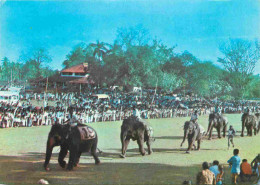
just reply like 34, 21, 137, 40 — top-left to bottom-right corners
240, 159, 252, 182
228, 125, 236, 149
216, 165, 224, 185
227, 149, 241, 184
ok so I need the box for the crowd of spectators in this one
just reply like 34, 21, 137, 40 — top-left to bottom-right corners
0, 88, 260, 128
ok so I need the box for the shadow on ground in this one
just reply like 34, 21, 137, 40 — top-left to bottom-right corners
154, 136, 183, 140
0, 153, 255, 185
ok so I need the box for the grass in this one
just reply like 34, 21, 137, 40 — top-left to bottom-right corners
0, 114, 259, 184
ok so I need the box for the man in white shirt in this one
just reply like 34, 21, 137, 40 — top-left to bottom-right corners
133, 106, 141, 119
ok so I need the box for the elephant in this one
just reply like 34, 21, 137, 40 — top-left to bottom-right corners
205, 113, 228, 140
120, 116, 154, 158
180, 121, 202, 153
44, 123, 100, 171
241, 113, 260, 137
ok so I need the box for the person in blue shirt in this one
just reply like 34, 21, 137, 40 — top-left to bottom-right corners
210, 160, 220, 178
227, 149, 241, 184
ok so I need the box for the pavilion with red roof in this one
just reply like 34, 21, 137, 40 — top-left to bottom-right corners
32, 63, 94, 92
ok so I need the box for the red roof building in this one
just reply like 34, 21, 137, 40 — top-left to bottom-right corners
32, 63, 94, 92
61, 63, 89, 77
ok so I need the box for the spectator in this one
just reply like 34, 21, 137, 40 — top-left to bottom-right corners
216, 165, 224, 185
196, 162, 216, 185
255, 157, 260, 185
209, 160, 220, 178
227, 149, 241, 184
240, 159, 252, 182
251, 154, 260, 175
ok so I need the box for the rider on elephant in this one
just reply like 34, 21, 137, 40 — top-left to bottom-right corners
64, 106, 81, 125
215, 105, 222, 120
190, 110, 205, 135
245, 107, 251, 115
133, 105, 141, 119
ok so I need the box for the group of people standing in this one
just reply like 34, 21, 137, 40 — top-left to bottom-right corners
196, 149, 260, 185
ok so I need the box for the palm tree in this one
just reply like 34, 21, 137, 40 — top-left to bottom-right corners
90, 40, 111, 64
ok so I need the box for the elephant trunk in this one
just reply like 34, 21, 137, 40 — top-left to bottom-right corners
44, 137, 55, 171
205, 119, 213, 136
180, 129, 188, 147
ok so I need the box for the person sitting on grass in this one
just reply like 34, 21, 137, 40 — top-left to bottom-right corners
196, 162, 216, 185
240, 159, 252, 182
228, 125, 236, 149
227, 149, 241, 184
253, 156, 260, 185
210, 160, 220, 178
216, 165, 224, 185
251, 154, 260, 175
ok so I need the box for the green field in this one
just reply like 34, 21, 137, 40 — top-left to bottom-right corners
0, 114, 259, 184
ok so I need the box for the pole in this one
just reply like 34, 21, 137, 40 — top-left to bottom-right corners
80, 83, 82, 94
151, 78, 158, 106
11, 69, 12, 87
43, 77, 49, 108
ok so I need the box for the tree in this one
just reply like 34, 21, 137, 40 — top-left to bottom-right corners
218, 39, 260, 98
19, 48, 52, 78
0, 57, 22, 82
116, 25, 150, 48
90, 40, 111, 64
63, 43, 87, 68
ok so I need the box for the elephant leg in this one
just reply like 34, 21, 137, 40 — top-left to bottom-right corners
223, 124, 227, 138
197, 139, 201, 151
250, 126, 253, 136
186, 140, 194, 153
67, 145, 78, 171
137, 134, 146, 156
120, 138, 130, 158
91, 142, 100, 165
58, 147, 68, 168
146, 140, 153, 155
241, 122, 245, 137
186, 135, 195, 153
217, 127, 221, 139
246, 127, 249, 136
74, 151, 82, 167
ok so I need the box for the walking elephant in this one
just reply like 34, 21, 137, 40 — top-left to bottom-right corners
180, 121, 202, 153
241, 113, 260, 137
44, 123, 100, 171
205, 113, 228, 140
120, 116, 154, 158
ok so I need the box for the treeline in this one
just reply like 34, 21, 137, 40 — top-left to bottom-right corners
2, 26, 260, 99
1, 48, 55, 82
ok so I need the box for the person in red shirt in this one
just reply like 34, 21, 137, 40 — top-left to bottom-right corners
240, 159, 252, 182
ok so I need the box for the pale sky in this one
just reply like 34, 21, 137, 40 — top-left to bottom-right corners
0, 0, 260, 72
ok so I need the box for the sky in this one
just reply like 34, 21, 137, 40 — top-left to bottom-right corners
0, 0, 260, 71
